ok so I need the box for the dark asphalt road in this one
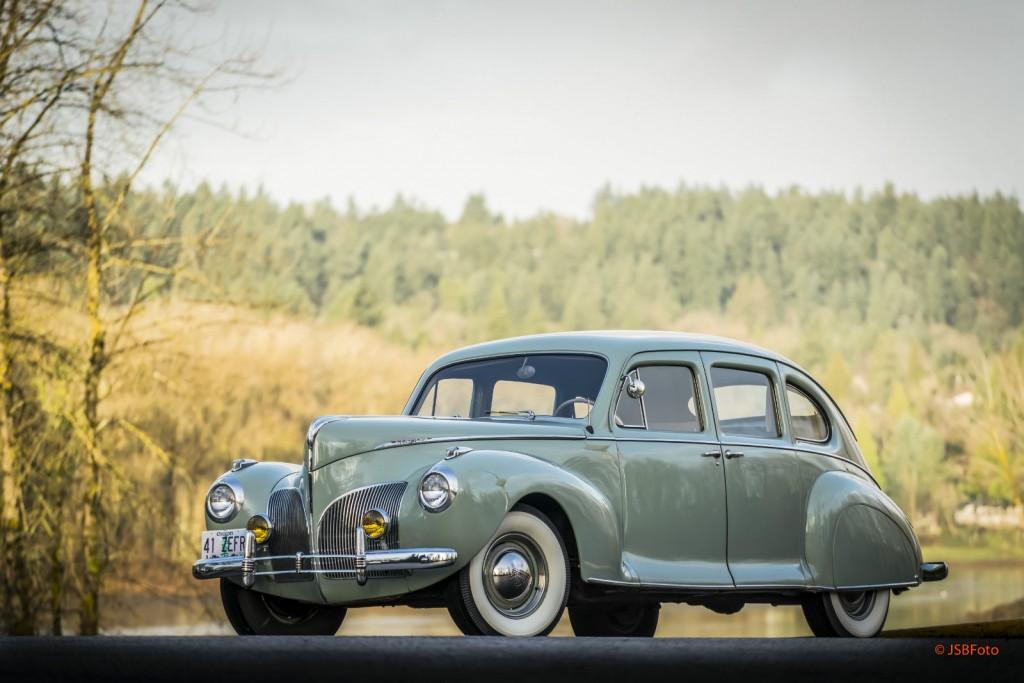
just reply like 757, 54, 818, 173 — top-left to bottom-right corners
1, 636, 1020, 683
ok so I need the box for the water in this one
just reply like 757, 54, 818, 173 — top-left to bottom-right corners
103, 562, 1024, 637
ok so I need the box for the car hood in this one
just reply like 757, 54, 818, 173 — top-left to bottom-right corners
308, 415, 585, 471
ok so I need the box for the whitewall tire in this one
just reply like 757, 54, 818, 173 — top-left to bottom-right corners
802, 588, 890, 637
454, 505, 570, 637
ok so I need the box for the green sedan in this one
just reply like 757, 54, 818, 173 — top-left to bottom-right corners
193, 331, 947, 637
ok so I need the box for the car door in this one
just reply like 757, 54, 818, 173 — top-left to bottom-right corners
701, 351, 811, 587
613, 351, 733, 587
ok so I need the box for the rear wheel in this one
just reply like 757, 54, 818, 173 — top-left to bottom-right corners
569, 602, 660, 637
801, 589, 890, 638
220, 579, 347, 635
446, 505, 570, 636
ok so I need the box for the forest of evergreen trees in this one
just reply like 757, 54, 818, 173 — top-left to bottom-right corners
73, 180, 1021, 344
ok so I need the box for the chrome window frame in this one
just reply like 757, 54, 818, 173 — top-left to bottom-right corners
785, 382, 832, 445
614, 369, 647, 429
612, 362, 705, 434
708, 364, 782, 440
408, 351, 610, 419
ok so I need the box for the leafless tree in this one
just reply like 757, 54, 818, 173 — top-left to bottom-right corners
0, 0, 267, 634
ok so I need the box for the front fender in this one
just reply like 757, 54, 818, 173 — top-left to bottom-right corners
204, 461, 301, 532
399, 448, 622, 583
804, 470, 922, 588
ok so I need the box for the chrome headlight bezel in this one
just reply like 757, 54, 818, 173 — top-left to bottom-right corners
206, 476, 244, 522
419, 464, 458, 513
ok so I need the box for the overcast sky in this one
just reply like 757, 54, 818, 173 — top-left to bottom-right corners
146, 0, 1024, 219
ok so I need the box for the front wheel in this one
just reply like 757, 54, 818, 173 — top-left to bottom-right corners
569, 602, 660, 637
447, 505, 570, 636
220, 579, 347, 635
801, 589, 890, 637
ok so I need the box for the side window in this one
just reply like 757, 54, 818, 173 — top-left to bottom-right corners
787, 384, 830, 442
709, 366, 779, 438
614, 371, 645, 427
614, 365, 701, 432
417, 378, 473, 417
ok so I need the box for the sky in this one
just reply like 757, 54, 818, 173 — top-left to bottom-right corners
145, 0, 1024, 220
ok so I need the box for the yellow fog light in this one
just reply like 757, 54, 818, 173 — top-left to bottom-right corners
361, 509, 388, 539
247, 514, 273, 544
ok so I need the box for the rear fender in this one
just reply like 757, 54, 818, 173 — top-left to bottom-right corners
805, 470, 923, 588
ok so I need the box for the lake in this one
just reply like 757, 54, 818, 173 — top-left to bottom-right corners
102, 561, 1024, 636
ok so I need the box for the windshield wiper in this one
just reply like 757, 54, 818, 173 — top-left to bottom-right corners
484, 409, 536, 420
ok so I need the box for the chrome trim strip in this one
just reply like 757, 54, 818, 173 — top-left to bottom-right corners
586, 436, 721, 446
369, 433, 586, 454
192, 547, 458, 580
586, 435, 877, 482
306, 415, 348, 470
836, 580, 919, 591
588, 577, 735, 590
587, 577, 921, 592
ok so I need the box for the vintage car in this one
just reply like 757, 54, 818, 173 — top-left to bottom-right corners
193, 331, 948, 637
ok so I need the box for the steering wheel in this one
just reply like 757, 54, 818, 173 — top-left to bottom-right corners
552, 396, 595, 418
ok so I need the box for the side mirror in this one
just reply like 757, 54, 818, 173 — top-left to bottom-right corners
625, 375, 646, 399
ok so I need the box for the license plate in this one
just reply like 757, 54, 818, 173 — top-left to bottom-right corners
200, 529, 248, 559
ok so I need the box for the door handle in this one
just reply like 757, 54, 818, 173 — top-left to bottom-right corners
702, 450, 722, 459
724, 450, 745, 459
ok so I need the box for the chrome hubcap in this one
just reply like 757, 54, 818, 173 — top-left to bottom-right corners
490, 550, 532, 601
482, 533, 547, 618
837, 591, 875, 621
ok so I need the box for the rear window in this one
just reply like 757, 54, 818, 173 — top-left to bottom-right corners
787, 384, 830, 442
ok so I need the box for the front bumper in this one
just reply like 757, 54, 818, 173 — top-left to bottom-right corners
193, 530, 457, 587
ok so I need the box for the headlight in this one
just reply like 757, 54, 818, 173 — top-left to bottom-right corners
206, 479, 243, 522
419, 466, 457, 512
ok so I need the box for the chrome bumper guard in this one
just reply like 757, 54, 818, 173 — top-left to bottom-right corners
192, 530, 457, 587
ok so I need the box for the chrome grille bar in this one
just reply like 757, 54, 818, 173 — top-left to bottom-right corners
317, 481, 407, 580
267, 488, 313, 582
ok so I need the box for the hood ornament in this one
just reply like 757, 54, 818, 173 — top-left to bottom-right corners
445, 446, 473, 460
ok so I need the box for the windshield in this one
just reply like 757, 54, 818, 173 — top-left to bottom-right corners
411, 354, 607, 420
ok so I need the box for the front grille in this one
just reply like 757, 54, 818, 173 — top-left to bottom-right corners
267, 488, 312, 582
317, 481, 407, 580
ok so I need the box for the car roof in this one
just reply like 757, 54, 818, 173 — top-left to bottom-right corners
426, 330, 804, 373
